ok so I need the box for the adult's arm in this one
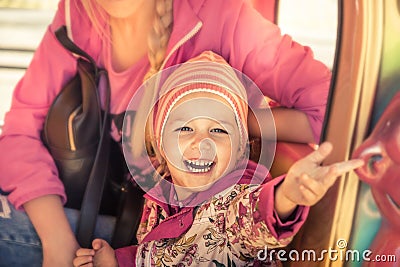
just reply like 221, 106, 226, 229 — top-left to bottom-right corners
0, 2, 88, 264
24, 195, 80, 266
0, 0, 95, 210
248, 107, 315, 143
221, 0, 331, 143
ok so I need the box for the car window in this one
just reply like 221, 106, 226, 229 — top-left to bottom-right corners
277, 0, 338, 69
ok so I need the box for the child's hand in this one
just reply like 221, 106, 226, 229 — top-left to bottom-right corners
73, 239, 118, 267
275, 142, 364, 218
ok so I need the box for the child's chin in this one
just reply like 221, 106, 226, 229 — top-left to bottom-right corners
187, 182, 215, 192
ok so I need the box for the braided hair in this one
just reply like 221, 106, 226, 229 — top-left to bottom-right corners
132, 0, 173, 160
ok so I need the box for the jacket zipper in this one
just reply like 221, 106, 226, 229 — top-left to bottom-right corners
160, 21, 203, 69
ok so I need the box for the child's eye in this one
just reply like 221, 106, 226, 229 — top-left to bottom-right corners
211, 128, 228, 134
175, 126, 192, 132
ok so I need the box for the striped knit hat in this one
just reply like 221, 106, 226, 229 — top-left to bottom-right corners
152, 51, 249, 153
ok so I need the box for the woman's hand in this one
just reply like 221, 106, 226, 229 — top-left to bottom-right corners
23, 195, 80, 267
73, 239, 118, 267
274, 142, 364, 219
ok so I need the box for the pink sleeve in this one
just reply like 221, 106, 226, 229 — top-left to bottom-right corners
0, 0, 91, 209
166, 0, 330, 142
258, 175, 310, 240
224, 1, 331, 142
115, 246, 138, 267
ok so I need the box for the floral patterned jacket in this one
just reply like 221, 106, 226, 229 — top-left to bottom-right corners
115, 161, 309, 266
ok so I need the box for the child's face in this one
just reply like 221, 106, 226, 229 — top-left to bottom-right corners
160, 92, 243, 194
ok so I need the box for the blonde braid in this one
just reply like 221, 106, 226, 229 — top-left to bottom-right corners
131, 0, 173, 162
145, 0, 173, 81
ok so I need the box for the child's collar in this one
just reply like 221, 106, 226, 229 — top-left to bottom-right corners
144, 159, 271, 214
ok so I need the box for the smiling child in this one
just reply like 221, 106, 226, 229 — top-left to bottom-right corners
73, 51, 363, 267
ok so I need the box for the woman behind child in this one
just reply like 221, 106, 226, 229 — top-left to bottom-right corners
0, 1, 333, 265
73, 51, 363, 267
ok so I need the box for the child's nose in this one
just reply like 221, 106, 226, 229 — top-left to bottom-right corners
199, 138, 213, 150
191, 137, 216, 159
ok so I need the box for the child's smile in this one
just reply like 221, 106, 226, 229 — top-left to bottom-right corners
183, 159, 215, 173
